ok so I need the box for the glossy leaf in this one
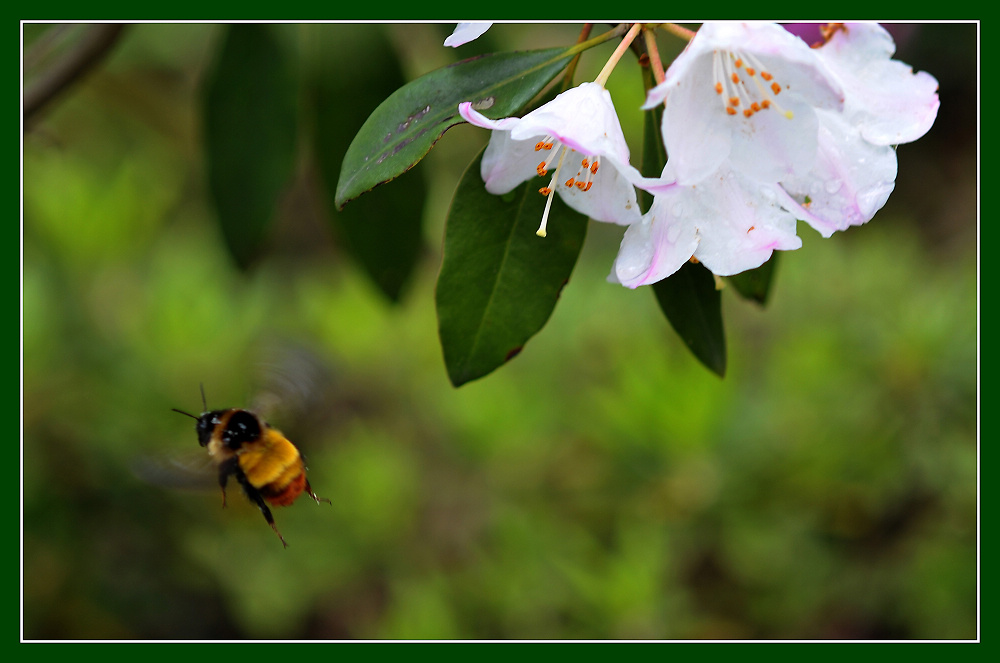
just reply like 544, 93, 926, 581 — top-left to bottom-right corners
335, 47, 577, 209
728, 253, 779, 305
202, 24, 298, 268
437, 151, 588, 387
652, 260, 727, 377
309, 24, 426, 302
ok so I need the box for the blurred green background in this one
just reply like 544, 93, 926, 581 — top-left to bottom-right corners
21, 23, 977, 640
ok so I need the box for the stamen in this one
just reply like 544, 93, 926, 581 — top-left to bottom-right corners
713, 50, 794, 120
537, 148, 568, 237
530, 139, 600, 238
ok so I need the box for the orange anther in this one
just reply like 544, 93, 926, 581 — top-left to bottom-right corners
743, 109, 754, 118
729, 97, 740, 107
544, 142, 554, 150
750, 102, 761, 112
714, 82, 723, 94
761, 71, 773, 81
745, 67, 755, 76
581, 158, 589, 168
535, 142, 545, 151
747, 226, 755, 233
731, 73, 740, 84
537, 162, 548, 176
539, 187, 552, 195
590, 162, 599, 174
734, 58, 743, 68
582, 181, 593, 191
761, 100, 771, 109
726, 107, 738, 116
771, 82, 781, 95
564, 178, 575, 187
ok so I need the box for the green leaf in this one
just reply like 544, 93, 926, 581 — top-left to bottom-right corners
202, 24, 299, 269
436, 150, 588, 387
652, 261, 727, 377
335, 47, 578, 209
308, 24, 426, 302
728, 253, 779, 305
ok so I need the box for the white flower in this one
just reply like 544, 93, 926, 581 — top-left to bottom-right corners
459, 82, 642, 236
643, 21, 845, 187
616, 22, 941, 287
444, 23, 493, 47
611, 163, 802, 288
778, 22, 940, 236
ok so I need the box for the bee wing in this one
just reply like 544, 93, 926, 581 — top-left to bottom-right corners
249, 339, 340, 435
131, 451, 218, 492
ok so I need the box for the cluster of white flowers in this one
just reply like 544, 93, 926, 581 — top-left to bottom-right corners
451, 22, 940, 288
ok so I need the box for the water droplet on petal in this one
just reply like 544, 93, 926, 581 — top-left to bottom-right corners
666, 222, 682, 244
825, 179, 843, 194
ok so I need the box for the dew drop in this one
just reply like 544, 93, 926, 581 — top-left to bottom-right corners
825, 179, 843, 194
666, 223, 682, 244
471, 96, 495, 111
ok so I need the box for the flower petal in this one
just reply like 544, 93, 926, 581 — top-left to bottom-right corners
556, 153, 642, 226
817, 22, 939, 145
444, 22, 493, 47
690, 170, 802, 276
611, 202, 700, 288
509, 83, 632, 163
654, 21, 844, 185
778, 109, 898, 237
612, 164, 802, 287
478, 129, 547, 195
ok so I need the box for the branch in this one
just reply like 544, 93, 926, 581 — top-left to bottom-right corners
23, 24, 127, 126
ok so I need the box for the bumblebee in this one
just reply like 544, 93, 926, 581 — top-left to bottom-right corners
173, 387, 330, 548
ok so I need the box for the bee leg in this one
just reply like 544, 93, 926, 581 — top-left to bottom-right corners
305, 480, 332, 505
218, 457, 239, 509
234, 469, 289, 548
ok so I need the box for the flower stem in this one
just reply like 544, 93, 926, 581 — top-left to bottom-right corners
566, 22, 629, 58
642, 26, 666, 85
659, 22, 696, 42
595, 22, 643, 87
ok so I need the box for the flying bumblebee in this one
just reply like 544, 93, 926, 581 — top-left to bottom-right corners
172, 384, 331, 548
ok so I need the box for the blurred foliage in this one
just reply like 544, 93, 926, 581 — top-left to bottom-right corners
21, 22, 977, 640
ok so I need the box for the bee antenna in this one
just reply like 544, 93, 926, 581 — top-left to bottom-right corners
199, 383, 208, 412
171, 408, 200, 420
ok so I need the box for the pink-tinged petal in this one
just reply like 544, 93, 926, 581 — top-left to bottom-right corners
458, 102, 521, 132
611, 200, 700, 288
612, 163, 802, 288
778, 110, 898, 237
510, 83, 632, 163
817, 22, 939, 145
690, 171, 802, 276
444, 22, 492, 47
